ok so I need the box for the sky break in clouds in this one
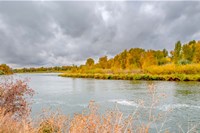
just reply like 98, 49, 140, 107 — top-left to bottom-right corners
0, 1, 200, 68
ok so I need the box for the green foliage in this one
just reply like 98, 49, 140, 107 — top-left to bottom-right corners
127, 48, 145, 68
173, 41, 182, 64
119, 50, 128, 69
162, 48, 168, 57
14, 66, 77, 73
0, 70, 4, 75
193, 42, 200, 63
178, 59, 191, 65
182, 43, 195, 62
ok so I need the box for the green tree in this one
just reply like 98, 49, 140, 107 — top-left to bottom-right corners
127, 48, 145, 69
193, 42, 200, 63
154, 50, 168, 65
182, 43, 195, 63
120, 50, 128, 69
173, 41, 182, 64
162, 48, 168, 57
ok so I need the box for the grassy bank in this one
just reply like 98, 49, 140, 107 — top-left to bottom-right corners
59, 73, 200, 81
15, 71, 64, 74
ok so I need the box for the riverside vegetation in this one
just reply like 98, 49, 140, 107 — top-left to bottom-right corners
0, 77, 199, 133
0, 64, 13, 75
9, 40, 200, 81
59, 40, 200, 81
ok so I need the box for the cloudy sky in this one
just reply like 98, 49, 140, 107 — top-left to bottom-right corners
0, 1, 200, 68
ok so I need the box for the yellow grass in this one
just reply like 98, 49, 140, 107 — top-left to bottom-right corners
144, 64, 200, 75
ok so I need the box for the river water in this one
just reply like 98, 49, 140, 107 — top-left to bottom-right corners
10, 73, 200, 132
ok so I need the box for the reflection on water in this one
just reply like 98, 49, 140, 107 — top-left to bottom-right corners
4, 73, 200, 132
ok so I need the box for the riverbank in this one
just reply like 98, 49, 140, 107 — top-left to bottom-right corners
15, 71, 63, 74
59, 73, 200, 81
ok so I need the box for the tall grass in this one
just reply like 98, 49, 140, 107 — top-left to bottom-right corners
144, 64, 200, 75
59, 73, 200, 81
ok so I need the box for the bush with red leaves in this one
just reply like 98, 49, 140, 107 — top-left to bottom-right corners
0, 77, 34, 120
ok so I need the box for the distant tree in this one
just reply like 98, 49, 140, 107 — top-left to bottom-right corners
182, 43, 195, 63
0, 64, 13, 74
173, 41, 182, 64
128, 48, 145, 68
140, 50, 157, 68
154, 50, 168, 65
113, 55, 121, 69
107, 58, 114, 69
86, 58, 95, 67
162, 48, 168, 57
120, 50, 128, 69
188, 40, 196, 45
193, 42, 200, 63
98, 56, 108, 69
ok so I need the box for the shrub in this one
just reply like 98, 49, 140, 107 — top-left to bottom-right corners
0, 107, 35, 133
0, 77, 34, 119
37, 109, 69, 133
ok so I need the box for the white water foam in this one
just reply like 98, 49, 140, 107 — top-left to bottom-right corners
109, 99, 200, 112
109, 99, 138, 107
158, 104, 200, 111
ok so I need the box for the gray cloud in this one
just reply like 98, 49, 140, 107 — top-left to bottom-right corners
0, 1, 200, 68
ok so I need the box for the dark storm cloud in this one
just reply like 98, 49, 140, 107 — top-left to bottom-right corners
0, 1, 200, 68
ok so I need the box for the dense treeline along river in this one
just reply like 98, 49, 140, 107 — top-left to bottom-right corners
13, 73, 200, 132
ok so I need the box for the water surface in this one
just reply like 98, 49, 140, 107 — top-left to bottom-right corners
13, 73, 200, 132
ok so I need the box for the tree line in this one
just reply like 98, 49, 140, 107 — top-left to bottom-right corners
13, 66, 77, 73
5, 40, 200, 74
83, 40, 200, 70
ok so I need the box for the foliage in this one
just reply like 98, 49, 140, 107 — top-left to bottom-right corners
37, 110, 69, 133
98, 56, 108, 69
0, 78, 34, 119
0, 70, 4, 75
0, 64, 13, 75
85, 58, 95, 67
0, 107, 35, 133
173, 41, 182, 64
193, 42, 200, 63
13, 65, 77, 73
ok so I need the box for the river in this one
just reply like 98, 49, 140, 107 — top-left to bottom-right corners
11, 73, 200, 132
